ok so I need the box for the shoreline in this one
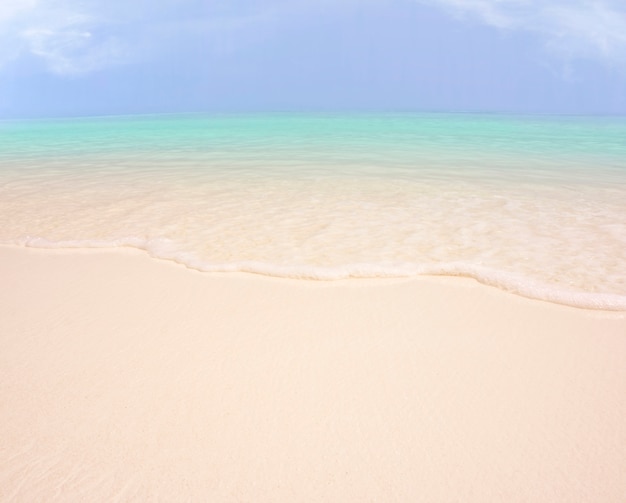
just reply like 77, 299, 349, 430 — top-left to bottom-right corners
6, 241, 626, 311
1, 245, 625, 501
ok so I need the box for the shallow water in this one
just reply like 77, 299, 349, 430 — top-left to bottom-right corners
1, 112, 625, 309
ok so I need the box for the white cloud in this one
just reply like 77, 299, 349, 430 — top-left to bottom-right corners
421, 0, 626, 65
0, 0, 132, 75
0, 1, 35, 66
22, 27, 128, 75
0, 0, 262, 75
2, 0, 625, 77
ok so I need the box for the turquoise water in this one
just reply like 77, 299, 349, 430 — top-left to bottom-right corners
1, 113, 625, 309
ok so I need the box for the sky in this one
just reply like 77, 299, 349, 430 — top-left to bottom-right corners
1, 0, 625, 117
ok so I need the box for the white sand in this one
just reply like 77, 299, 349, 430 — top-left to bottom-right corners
1, 245, 625, 502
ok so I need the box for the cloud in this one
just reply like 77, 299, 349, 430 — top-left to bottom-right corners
0, 0, 134, 75
5, 0, 624, 79
0, 0, 288, 75
421, 0, 626, 65
0, 0, 419, 77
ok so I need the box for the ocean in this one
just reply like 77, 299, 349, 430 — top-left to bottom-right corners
1, 112, 625, 309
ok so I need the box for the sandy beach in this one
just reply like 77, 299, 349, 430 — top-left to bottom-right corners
1, 244, 625, 502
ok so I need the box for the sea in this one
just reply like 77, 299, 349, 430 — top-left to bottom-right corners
1, 112, 625, 310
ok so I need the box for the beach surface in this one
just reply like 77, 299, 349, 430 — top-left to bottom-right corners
1, 244, 625, 502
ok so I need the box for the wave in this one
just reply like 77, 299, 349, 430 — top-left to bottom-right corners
8, 236, 626, 312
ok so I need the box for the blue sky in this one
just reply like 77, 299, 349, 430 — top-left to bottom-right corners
1, 0, 625, 117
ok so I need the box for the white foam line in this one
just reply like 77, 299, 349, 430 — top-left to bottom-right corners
9, 236, 626, 312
